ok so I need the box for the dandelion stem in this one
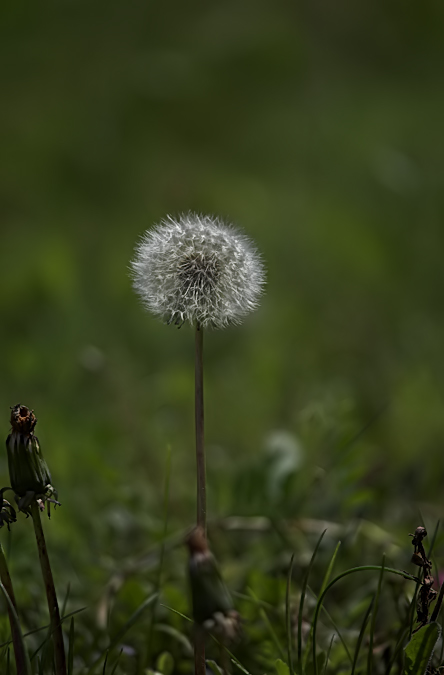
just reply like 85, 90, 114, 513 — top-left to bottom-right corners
0, 543, 29, 675
194, 323, 206, 675
194, 626, 206, 675
195, 324, 206, 532
31, 501, 66, 675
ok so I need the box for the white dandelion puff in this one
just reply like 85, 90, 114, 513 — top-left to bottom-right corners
131, 213, 266, 329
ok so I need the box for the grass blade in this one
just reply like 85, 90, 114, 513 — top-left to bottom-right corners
162, 605, 252, 675
87, 592, 158, 673
207, 660, 224, 675
303, 540, 341, 670
102, 651, 109, 675
323, 634, 335, 675
68, 617, 75, 675
109, 648, 123, 675
297, 530, 326, 674
0, 607, 87, 651
385, 626, 409, 675
426, 520, 440, 559
311, 566, 417, 675
306, 584, 352, 666
367, 555, 385, 675
30, 625, 52, 662
0, 581, 31, 675
160, 604, 193, 623
286, 553, 295, 675
351, 595, 374, 675
248, 588, 285, 660
61, 583, 71, 620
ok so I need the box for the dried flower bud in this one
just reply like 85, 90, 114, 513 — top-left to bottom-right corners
131, 213, 265, 329
6, 405, 58, 513
186, 527, 241, 642
0, 498, 16, 530
411, 552, 425, 567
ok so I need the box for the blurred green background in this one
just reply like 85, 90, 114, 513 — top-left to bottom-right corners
1, 0, 444, 671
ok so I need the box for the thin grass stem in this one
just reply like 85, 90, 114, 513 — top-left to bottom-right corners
286, 554, 295, 675
323, 634, 335, 675
351, 595, 374, 675
0, 581, 31, 675
306, 584, 352, 666
297, 530, 326, 674
303, 540, 341, 670
385, 626, 409, 675
367, 555, 385, 675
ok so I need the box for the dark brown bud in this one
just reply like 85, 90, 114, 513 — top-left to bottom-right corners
186, 526, 209, 556
10, 405, 37, 435
186, 527, 236, 634
411, 552, 425, 567
414, 526, 427, 540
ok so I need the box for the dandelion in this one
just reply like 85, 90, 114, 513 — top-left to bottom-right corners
131, 213, 265, 329
5, 405, 66, 675
6, 404, 58, 513
131, 213, 264, 675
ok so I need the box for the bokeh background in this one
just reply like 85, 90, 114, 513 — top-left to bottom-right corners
1, 0, 444, 672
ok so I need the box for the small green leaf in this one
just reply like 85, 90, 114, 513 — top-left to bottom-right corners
207, 660, 224, 675
155, 651, 174, 675
68, 617, 75, 675
404, 622, 441, 675
275, 658, 290, 675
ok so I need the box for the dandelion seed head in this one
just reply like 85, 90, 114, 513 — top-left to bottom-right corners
131, 213, 265, 329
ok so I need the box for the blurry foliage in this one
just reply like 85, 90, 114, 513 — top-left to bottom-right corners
1, 0, 444, 672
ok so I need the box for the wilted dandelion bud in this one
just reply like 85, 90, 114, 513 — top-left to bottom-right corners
186, 527, 241, 642
131, 213, 265, 329
6, 405, 59, 514
0, 497, 16, 530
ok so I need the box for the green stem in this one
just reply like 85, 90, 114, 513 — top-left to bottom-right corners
194, 627, 206, 675
194, 324, 206, 675
0, 544, 30, 675
195, 324, 206, 533
31, 501, 66, 675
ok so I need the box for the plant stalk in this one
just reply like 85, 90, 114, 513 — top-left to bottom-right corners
195, 324, 206, 532
31, 501, 66, 675
194, 626, 206, 675
194, 324, 206, 675
0, 543, 29, 675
